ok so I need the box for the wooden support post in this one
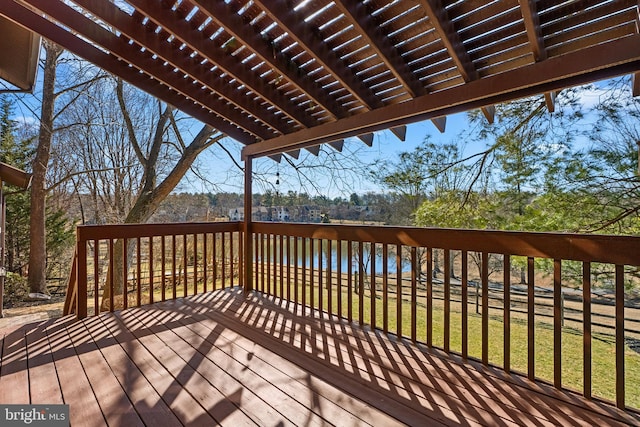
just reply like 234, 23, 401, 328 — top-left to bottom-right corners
243, 155, 253, 294
0, 182, 4, 318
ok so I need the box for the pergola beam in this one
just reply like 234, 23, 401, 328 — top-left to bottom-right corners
420, 1, 495, 125
189, 0, 349, 120
127, 0, 316, 128
73, 0, 295, 136
22, 0, 275, 140
519, 0, 547, 61
0, 1, 254, 144
242, 35, 640, 158
333, 0, 425, 98
253, 0, 382, 110
420, 0, 478, 82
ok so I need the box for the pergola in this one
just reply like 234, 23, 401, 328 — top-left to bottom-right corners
2, 0, 639, 154
2, 2, 640, 424
4, 0, 640, 286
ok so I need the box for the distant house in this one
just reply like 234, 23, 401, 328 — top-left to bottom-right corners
229, 206, 271, 221
228, 208, 243, 221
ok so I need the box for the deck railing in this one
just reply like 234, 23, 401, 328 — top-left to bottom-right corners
69, 220, 640, 412
69, 222, 243, 317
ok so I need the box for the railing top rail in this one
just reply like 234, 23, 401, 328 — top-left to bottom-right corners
252, 222, 640, 265
76, 221, 242, 241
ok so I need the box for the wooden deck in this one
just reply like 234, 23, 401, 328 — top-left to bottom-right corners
1, 288, 638, 426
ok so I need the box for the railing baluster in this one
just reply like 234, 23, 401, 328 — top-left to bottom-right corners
221, 232, 226, 290
554, 259, 562, 388
309, 238, 315, 315
203, 233, 208, 293
229, 232, 234, 288
504, 254, 511, 372
93, 239, 99, 316
302, 237, 307, 316
396, 244, 402, 338
319, 239, 324, 315
280, 234, 285, 299
172, 234, 177, 299
359, 241, 365, 326
444, 249, 450, 352
337, 240, 342, 318
266, 233, 271, 295
77, 237, 88, 319
287, 236, 292, 303
615, 264, 625, 409
183, 233, 188, 297
382, 243, 388, 335
482, 252, 489, 365
161, 236, 166, 302
371, 242, 376, 330
528, 256, 535, 380
294, 236, 299, 307
109, 239, 115, 311
462, 250, 468, 359
136, 237, 142, 307
193, 234, 198, 295
411, 246, 417, 343
123, 238, 128, 310
347, 241, 352, 322
238, 230, 243, 288
327, 239, 333, 318
583, 261, 591, 400
426, 247, 433, 347
149, 236, 154, 305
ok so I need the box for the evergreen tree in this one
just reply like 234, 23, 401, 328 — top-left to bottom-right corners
0, 97, 33, 274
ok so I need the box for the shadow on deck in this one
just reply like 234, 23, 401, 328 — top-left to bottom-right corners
1, 288, 638, 426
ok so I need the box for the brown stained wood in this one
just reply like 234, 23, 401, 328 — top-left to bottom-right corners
444, 249, 450, 351
193, 234, 198, 295
583, 261, 592, 400
383, 243, 389, 334
251, 222, 640, 266
528, 256, 535, 380
149, 237, 154, 305
336, 239, 342, 318
161, 236, 166, 301
347, 240, 353, 322
504, 255, 511, 373
396, 244, 402, 338
115, 309, 255, 426
411, 247, 418, 343
426, 247, 433, 347
186, 290, 635, 426
358, 241, 365, 326
134, 304, 329, 427
123, 239, 129, 310
64, 318, 145, 426
553, 259, 562, 389
93, 240, 99, 315
25, 319, 64, 405
370, 243, 376, 329
44, 318, 107, 426
615, 264, 625, 409
172, 234, 177, 299
0, 326, 29, 404
461, 251, 468, 359
481, 252, 489, 365
97, 314, 218, 426
318, 238, 324, 316
1, 289, 637, 427
136, 237, 142, 307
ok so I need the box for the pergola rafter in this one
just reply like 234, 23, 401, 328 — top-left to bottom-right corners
1, 0, 638, 159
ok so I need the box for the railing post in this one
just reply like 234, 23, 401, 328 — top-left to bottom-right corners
76, 227, 87, 319
243, 155, 253, 294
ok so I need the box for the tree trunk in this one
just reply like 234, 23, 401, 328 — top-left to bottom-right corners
28, 41, 62, 296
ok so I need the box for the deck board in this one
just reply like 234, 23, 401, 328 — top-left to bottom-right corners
0, 288, 638, 427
